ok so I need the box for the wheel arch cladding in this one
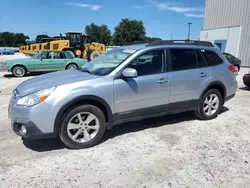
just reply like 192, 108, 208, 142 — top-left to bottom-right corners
54, 95, 113, 133
200, 81, 227, 104
66, 62, 78, 68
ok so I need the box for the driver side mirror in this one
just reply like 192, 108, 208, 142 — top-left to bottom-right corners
122, 68, 137, 78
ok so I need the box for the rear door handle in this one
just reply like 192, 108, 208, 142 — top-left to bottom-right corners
158, 78, 169, 84
199, 72, 207, 78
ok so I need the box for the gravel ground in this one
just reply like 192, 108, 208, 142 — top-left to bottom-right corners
0, 69, 250, 188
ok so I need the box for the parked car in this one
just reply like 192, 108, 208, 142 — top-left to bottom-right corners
0, 49, 15, 55
1, 50, 88, 77
223, 53, 241, 74
8, 40, 237, 149
243, 72, 250, 87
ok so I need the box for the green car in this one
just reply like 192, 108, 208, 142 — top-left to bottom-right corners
0, 50, 88, 77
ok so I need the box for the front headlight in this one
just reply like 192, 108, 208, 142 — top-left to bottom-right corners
17, 87, 56, 107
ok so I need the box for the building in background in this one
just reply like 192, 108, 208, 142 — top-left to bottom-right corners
200, 0, 250, 67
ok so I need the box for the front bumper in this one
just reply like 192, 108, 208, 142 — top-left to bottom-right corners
0, 62, 7, 71
9, 98, 57, 139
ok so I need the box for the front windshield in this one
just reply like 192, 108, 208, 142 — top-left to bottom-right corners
32, 51, 42, 59
82, 48, 136, 76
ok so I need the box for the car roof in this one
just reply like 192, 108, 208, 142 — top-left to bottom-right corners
118, 40, 217, 52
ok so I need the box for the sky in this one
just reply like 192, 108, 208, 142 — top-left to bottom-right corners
0, 0, 206, 40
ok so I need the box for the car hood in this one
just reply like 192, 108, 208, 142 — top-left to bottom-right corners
16, 70, 100, 97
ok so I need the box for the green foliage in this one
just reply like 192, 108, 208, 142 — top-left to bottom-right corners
85, 23, 112, 45
35, 34, 50, 42
113, 18, 146, 45
145, 36, 162, 42
0, 32, 29, 47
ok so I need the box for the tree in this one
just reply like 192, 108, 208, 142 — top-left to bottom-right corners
15, 33, 29, 46
85, 23, 112, 45
145, 36, 162, 42
35, 34, 50, 42
113, 18, 146, 45
0, 32, 29, 47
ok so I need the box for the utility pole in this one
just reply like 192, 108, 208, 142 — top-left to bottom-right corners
187, 23, 192, 40
171, 34, 173, 40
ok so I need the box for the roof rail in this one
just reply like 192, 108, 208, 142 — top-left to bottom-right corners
119, 41, 148, 46
146, 40, 214, 47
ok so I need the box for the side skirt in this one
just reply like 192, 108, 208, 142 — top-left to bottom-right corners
113, 100, 199, 125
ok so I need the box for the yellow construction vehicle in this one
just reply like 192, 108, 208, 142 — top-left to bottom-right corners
20, 32, 106, 60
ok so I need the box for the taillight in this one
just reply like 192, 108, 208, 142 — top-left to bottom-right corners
228, 65, 236, 73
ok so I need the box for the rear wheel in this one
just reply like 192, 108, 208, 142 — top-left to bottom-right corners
12, 65, 26, 77
59, 105, 106, 149
66, 63, 78, 70
194, 89, 222, 120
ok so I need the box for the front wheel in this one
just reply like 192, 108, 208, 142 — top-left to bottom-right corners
194, 89, 222, 120
12, 65, 27, 77
59, 105, 106, 149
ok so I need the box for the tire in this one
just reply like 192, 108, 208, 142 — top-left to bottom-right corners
89, 50, 101, 61
66, 63, 78, 70
12, 65, 27, 77
244, 83, 250, 88
59, 105, 106, 149
194, 89, 223, 120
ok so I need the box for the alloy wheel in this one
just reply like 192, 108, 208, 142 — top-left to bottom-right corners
203, 94, 220, 116
67, 112, 100, 143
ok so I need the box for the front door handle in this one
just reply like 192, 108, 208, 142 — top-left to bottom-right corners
158, 78, 169, 84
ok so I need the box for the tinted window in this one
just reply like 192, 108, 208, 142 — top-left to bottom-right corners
196, 50, 207, 68
202, 50, 223, 66
127, 50, 164, 76
170, 49, 197, 71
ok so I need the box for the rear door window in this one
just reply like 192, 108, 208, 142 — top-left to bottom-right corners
54, 52, 66, 59
196, 50, 207, 68
170, 49, 197, 71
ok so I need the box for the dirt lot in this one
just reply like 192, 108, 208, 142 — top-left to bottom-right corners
0, 69, 250, 188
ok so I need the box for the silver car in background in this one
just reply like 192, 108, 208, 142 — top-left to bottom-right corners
9, 40, 237, 149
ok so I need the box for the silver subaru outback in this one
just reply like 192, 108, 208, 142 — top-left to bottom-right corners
9, 40, 237, 149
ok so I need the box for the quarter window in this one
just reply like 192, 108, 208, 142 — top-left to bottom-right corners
127, 50, 164, 76
202, 50, 223, 66
170, 49, 197, 71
